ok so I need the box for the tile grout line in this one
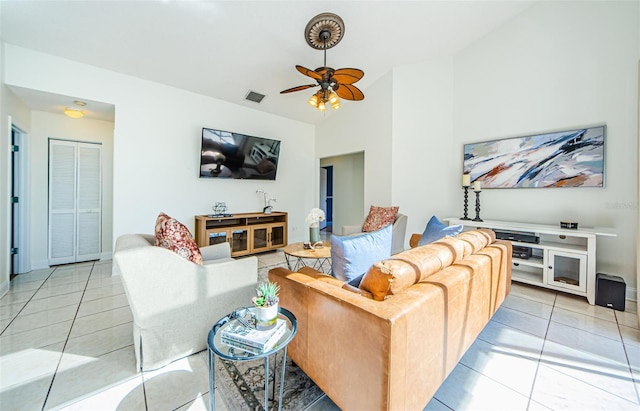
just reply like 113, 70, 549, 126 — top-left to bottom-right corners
41, 261, 97, 411
525, 292, 556, 410
0, 269, 57, 336
614, 310, 640, 405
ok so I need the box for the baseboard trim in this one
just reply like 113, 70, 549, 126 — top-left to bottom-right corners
626, 286, 637, 303
31, 260, 50, 270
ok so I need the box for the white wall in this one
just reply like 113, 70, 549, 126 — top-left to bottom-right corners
3, 45, 316, 259
391, 57, 456, 242
28, 111, 114, 268
0, 41, 32, 296
453, 1, 639, 295
316, 71, 394, 223
320, 152, 365, 233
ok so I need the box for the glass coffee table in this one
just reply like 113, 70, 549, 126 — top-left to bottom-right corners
282, 241, 332, 273
207, 307, 297, 411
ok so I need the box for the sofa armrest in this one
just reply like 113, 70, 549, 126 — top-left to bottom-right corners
341, 225, 362, 236
199, 242, 232, 261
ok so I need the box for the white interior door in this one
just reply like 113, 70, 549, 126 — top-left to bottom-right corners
49, 140, 101, 265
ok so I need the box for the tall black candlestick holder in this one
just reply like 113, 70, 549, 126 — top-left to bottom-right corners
473, 190, 483, 222
461, 186, 471, 220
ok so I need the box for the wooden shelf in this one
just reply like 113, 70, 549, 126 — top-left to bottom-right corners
195, 212, 288, 257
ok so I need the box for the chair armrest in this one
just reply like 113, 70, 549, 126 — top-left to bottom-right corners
199, 242, 231, 261
341, 225, 362, 236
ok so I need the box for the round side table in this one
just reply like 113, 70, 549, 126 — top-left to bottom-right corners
207, 307, 297, 411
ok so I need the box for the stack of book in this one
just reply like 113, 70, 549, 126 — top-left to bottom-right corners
221, 318, 287, 354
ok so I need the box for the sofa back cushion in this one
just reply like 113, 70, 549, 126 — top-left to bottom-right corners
359, 229, 494, 301
331, 224, 392, 282
154, 212, 204, 265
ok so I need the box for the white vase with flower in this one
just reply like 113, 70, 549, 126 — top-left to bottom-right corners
306, 207, 325, 244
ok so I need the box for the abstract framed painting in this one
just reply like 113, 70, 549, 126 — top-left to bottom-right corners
463, 125, 605, 188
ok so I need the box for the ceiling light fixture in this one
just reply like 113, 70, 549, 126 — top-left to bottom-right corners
64, 100, 86, 118
280, 13, 364, 112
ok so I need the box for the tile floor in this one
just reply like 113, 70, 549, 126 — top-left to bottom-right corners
0, 252, 638, 411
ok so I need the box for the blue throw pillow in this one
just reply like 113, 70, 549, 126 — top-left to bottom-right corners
418, 216, 463, 246
330, 224, 392, 282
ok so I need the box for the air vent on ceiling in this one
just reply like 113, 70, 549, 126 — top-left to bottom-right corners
245, 90, 266, 103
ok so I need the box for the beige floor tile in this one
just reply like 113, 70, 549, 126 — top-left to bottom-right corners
0, 341, 64, 388
491, 306, 550, 338
9, 279, 45, 293
2, 304, 78, 336
81, 283, 125, 302
33, 282, 87, 300
143, 354, 211, 410
44, 345, 138, 410
546, 321, 628, 365
0, 301, 26, 321
541, 339, 637, 403
620, 324, 640, 348
85, 274, 121, 290
432, 362, 530, 410
461, 336, 539, 396
502, 293, 553, 320
0, 289, 37, 306
617, 309, 640, 330
532, 365, 639, 410
10, 270, 54, 284
555, 292, 616, 322
63, 322, 133, 361
551, 306, 621, 341
0, 320, 73, 356
57, 374, 146, 411
45, 272, 91, 287
77, 293, 129, 318
509, 282, 557, 305
69, 306, 133, 339
0, 371, 54, 411
20, 292, 83, 316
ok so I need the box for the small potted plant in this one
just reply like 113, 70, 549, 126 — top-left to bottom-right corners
252, 280, 280, 329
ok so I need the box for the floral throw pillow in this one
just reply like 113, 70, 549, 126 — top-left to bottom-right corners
361, 205, 399, 232
154, 212, 204, 265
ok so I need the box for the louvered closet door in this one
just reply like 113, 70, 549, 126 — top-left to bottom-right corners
76, 144, 101, 261
48, 140, 102, 265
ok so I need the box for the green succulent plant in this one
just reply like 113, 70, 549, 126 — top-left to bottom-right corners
253, 281, 280, 307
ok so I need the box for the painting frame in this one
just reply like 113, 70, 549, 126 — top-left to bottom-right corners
463, 125, 605, 189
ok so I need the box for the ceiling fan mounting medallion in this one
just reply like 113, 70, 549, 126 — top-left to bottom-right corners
280, 12, 364, 112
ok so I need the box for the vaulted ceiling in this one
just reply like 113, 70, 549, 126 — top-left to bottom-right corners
1, 1, 534, 124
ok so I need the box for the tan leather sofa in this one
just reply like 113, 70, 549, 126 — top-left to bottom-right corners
269, 229, 511, 410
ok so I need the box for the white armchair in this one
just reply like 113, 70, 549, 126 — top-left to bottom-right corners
341, 213, 408, 255
113, 234, 257, 371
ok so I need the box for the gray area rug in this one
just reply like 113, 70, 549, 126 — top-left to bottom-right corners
215, 353, 324, 411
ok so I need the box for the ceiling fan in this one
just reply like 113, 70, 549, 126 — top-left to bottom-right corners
280, 13, 364, 111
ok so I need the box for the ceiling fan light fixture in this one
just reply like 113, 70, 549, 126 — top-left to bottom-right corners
318, 101, 326, 111
308, 94, 319, 107
328, 92, 339, 104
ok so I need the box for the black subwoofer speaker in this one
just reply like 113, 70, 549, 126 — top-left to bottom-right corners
595, 273, 626, 311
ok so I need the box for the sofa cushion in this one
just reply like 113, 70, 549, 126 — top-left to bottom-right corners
331, 224, 392, 282
361, 205, 399, 232
359, 230, 495, 301
418, 216, 463, 246
154, 212, 204, 265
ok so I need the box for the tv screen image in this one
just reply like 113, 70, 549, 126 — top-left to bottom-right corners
200, 128, 281, 180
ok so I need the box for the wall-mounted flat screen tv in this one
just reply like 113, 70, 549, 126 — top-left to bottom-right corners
200, 127, 281, 180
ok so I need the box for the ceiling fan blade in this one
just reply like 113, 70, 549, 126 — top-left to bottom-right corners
332, 68, 364, 84
334, 83, 365, 101
280, 84, 317, 94
296, 65, 323, 81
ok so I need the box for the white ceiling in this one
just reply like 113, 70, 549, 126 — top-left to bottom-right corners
1, 0, 535, 125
